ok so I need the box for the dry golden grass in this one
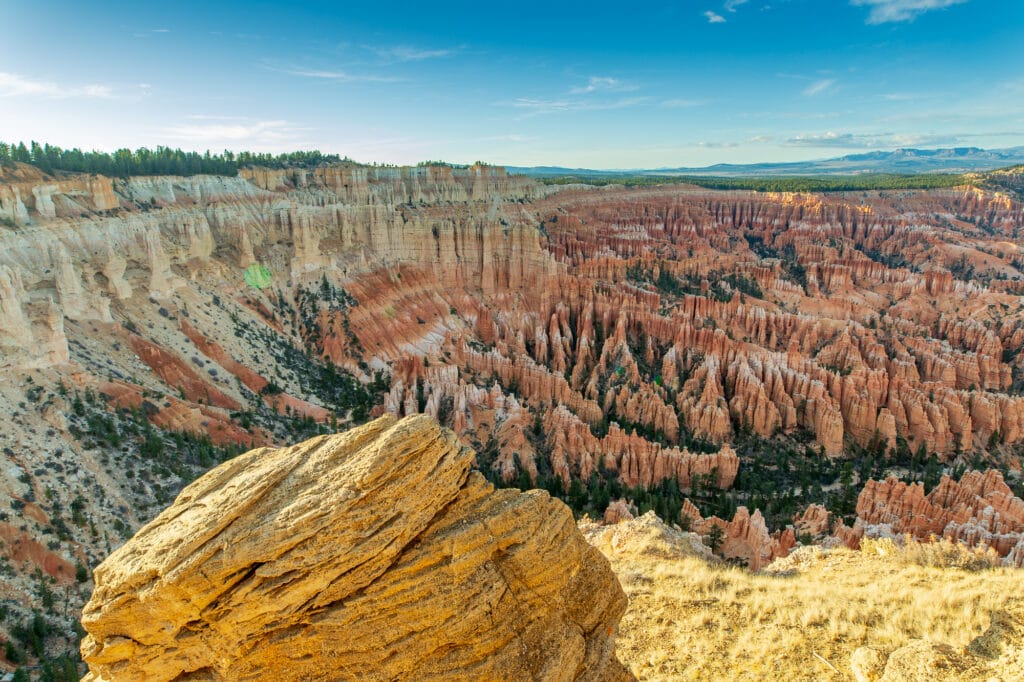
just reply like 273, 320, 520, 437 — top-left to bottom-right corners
860, 535, 1002, 571
601, 532, 1024, 681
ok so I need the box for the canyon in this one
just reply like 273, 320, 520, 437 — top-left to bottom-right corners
1, 158, 1024, 673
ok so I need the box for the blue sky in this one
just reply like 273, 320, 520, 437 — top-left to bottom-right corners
2, 0, 1022, 168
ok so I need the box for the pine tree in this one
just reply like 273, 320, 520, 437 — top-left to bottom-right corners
706, 524, 725, 554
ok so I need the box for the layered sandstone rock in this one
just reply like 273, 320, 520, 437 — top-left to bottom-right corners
793, 504, 833, 538
603, 498, 638, 525
80, 415, 630, 682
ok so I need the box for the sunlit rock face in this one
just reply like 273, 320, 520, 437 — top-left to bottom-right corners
79, 415, 630, 682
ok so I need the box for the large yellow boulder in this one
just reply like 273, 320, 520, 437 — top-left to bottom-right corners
80, 414, 630, 681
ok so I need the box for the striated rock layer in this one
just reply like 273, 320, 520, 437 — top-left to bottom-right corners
79, 414, 630, 682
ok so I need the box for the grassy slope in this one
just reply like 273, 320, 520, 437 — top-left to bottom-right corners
586, 515, 1024, 682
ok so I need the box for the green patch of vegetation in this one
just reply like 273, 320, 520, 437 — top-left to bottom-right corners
741, 239, 809, 291
5, 609, 82, 681
69, 390, 250, 489
947, 253, 976, 281
0, 141, 353, 177
416, 160, 471, 169
230, 302, 386, 423
627, 262, 764, 302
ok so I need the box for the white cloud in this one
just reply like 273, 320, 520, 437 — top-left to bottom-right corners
803, 78, 837, 96
370, 45, 455, 62
132, 28, 172, 38
786, 131, 869, 147
0, 72, 59, 96
850, 0, 970, 24
569, 77, 635, 95
268, 65, 398, 83
704, 11, 727, 23
0, 72, 118, 99
510, 96, 648, 115
82, 84, 114, 98
725, 0, 749, 11
187, 114, 246, 121
164, 119, 304, 143
784, 131, 963, 147
661, 98, 710, 108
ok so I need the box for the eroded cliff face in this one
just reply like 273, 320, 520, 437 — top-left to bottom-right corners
3, 161, 1024, 652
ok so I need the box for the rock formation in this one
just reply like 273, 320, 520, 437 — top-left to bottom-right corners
678, 500, 797, 570
845, 469, 1024, 566
79, 414, 630, 682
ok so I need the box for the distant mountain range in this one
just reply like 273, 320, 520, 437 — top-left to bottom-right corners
508, 146, 1024, 177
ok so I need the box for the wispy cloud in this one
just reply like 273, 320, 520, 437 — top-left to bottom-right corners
724, 0, 750, 11
698, 134, 775, 148
803, 78, 837, 96
132, 28, 172, 38
369, 45, 456, 62
510, 96, 648, 115
850, 0, 970, 24
506, 76, 646, 116
264, 64, 399, 83
186, 114, 246, 121
785, 130, 961, 147
704, 10, 727, 23
164, 119, 307, 144
0, 72, 120, 99
661, 98, 711, 108
569, 77, 636, 95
